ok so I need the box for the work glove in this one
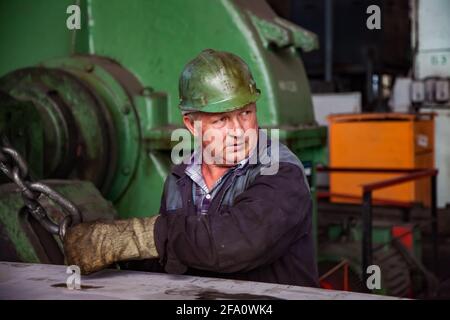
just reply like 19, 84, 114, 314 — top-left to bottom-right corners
63, 216, 159, 275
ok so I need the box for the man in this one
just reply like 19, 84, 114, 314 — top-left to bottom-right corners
64, 49, 319, 287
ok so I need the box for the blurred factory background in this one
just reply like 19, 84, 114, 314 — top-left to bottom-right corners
0, 0, 449, 299
269, 0, 450, 298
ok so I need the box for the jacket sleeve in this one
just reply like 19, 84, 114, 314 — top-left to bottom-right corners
154, 162, 312, 274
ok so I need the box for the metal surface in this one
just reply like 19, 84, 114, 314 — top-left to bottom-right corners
0, 262, 401, 300
0, 66, 117, 192
413, 0, 450, 78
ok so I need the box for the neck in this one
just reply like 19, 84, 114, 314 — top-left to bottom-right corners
201, 163, 230, 190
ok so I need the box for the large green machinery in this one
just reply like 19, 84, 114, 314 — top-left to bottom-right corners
0, 0, 438, 299
0, 0, 326, 265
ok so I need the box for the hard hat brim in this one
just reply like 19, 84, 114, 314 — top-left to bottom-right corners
180, 89, 260, 114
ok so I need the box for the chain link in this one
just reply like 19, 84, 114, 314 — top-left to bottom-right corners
0, 135, 81, 241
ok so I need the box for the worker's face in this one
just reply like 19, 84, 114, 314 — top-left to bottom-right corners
183, 103, 258, 166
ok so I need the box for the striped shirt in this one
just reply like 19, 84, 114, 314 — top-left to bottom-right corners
185, 151, 250, 215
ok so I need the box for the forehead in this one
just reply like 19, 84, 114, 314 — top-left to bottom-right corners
200, 103, 256, 119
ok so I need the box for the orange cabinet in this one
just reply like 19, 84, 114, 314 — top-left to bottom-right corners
328, 113, 435, 206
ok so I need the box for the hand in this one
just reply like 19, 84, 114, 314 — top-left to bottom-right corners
63, 216, 159, 274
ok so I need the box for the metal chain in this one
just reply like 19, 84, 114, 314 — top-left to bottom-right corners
0, 135, 81, 241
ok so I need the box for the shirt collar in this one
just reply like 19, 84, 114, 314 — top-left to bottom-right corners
185, 145, 255, 181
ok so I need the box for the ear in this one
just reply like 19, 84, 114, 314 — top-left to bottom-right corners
182, 115, 197, 136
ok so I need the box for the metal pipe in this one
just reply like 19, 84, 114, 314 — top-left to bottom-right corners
431, 174, 438, 274
319, 259, 348, 282
316, 191, 414, 208
324, 0, 333, 82
362, 169, 438, 192
362, 190, 373, 286
365, 51, 374, 110
316, 166, 425, 173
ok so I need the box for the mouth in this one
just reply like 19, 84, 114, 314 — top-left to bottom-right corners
226, 143, 245, 151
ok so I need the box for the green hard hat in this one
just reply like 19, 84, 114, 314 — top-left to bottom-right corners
178, 49, 260, 114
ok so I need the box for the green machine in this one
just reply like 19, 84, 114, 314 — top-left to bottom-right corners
0, 0, 326, 264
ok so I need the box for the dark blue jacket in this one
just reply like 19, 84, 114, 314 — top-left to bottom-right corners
154, 136, 319, 287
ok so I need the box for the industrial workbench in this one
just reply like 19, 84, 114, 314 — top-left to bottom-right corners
0, 262, 400, 300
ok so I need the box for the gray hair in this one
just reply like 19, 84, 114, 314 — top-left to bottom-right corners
183, 111, 200, 120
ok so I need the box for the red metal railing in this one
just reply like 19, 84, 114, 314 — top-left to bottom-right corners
317, 166, 439, 284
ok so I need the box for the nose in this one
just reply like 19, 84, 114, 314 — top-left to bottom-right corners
228, 115, 244, 138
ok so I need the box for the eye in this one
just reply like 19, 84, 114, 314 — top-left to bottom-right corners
212, 117, 226, 125
241, 110, 251, 116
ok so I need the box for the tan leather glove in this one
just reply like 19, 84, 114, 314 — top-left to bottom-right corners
63, 216, 159, 275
